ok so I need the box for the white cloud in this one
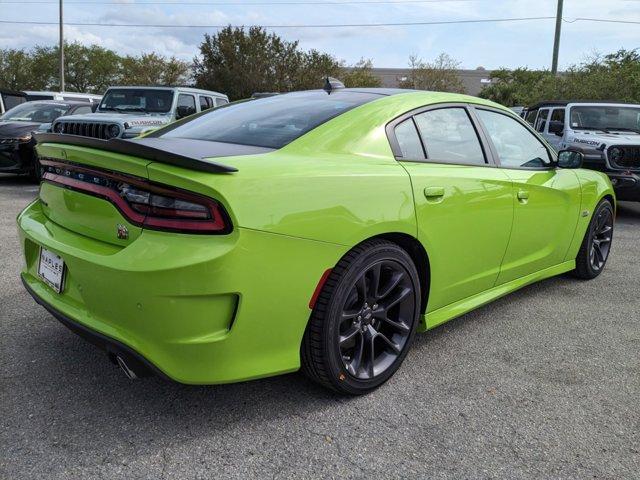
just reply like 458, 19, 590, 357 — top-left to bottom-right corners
0, 0, 637, 68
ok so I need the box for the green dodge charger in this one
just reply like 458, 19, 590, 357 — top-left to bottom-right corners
17, 87, 615, 394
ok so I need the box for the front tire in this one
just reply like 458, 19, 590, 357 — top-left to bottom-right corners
573, 199, 614, 279
301, 239, 421, 395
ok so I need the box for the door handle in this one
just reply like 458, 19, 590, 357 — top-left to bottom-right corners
517, 190, 529, 202
424, 186, 445, 199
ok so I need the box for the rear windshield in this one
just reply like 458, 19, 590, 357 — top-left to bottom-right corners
156, 90, 382, 149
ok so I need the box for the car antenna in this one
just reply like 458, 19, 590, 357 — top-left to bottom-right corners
323, 77, 345, 94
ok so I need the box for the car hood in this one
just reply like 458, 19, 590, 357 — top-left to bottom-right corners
56, 112, 171, 128
571, 130, 640, 147
0, 121, 42, 139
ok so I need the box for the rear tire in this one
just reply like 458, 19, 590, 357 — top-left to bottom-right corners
572, 199, 614, 279
301, 239, 421, 395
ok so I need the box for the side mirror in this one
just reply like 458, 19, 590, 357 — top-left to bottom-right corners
557, 149, 583, 169
176, 105, 195, 120
549, 120, 564, 136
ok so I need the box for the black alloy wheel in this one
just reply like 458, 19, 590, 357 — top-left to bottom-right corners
589, 206, 613, 272
338, 260, 415, 380
573, 199, 614, 279
301, 239, 421, 395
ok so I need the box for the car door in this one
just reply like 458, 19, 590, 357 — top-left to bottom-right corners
389, 105, 514, 312
473, 107, 581, 285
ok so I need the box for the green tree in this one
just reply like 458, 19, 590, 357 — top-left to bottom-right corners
478, 68, 552, 106
0, 49, 40, 90
60, 43, 121, 93
399, 53, 465, 93
341, 58, 381, 88
120, 53, 190, 87
193, 26, 341, 100
480, 49, 640, 106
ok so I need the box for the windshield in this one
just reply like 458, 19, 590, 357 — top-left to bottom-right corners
99, 89, 174, 113
0, 102, 69, 123
156, 90, 382, 149
570, 105, 640, 133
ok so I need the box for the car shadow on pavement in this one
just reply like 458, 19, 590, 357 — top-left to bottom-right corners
6, 272, 563, 458
0, 173, 37, 186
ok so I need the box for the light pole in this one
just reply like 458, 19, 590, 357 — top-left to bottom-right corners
59, 0, 65, 91
551, 0, 564, 74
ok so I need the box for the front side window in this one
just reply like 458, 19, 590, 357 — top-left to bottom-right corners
477, 109, 551, 169
177, 94, 197, 114
215, 98, 228, 107
157, 91, 380, 149
550, 108, 565, 123
413, 108, 485, 164
0, 102, 69, 123
535, 108, 549, 132
98, 89, 174, 113
394, 119, 424, 159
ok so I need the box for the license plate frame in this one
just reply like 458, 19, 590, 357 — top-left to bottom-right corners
37, 247, 66, 294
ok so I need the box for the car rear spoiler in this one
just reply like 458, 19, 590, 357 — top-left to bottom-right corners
34, 133, 238, 174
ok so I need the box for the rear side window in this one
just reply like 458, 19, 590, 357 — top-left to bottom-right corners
63, 96, 90, 103
199, 96, 214, 111
2, 93, 25, 111
550, 108, 565, 123
476, 109, 551, 168
413, 108, 485, 164
394, 119, 424, 159
525, 109, 538, 126
158, 91, 380, 149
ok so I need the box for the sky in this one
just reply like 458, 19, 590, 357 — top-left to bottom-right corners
0, 0, 639, 70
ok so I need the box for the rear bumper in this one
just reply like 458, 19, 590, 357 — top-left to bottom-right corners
21, 275, 169, 380
18, 200, 346, 384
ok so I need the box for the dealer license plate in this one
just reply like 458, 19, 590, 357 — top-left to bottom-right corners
37, 247, 65, 293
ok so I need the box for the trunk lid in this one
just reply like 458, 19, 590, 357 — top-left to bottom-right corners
34, 136, 249, 246
36, 142, 151, 247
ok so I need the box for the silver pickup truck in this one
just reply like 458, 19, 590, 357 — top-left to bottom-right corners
52, 86, 228, 139
526, 100, 640, 202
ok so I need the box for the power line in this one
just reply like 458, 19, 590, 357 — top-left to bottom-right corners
0, 16, 638, 28
0, 16, 556, 28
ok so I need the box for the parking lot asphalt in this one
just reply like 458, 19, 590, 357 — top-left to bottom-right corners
0, 173, 638, 480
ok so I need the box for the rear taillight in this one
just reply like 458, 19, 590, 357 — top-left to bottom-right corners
40, 159, 230, 234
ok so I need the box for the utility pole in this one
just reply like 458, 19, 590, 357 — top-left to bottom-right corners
551, 0, 564, 74
59, 0, 65, 91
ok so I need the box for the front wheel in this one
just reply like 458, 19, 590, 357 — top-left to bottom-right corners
301, 239, 421, 395
573, 198, 614, 279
